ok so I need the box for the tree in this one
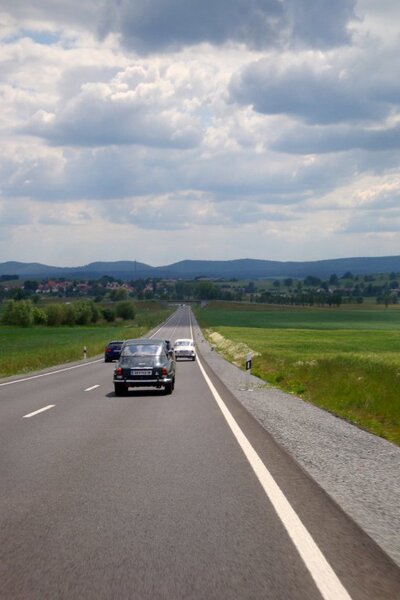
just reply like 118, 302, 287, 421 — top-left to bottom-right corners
195, 282, 219, 300
62, 303, 77, 325
332, 292, 342, 307
102, 307, 116, 322
45, 304, 64, 326
2, 300, 34, 327
23, 280, 39, 291
110, 288, 128, 301
304, 275, 321, 286
74, 300, 94, 325
116, 301, 136, 320
33, 307, 47, 325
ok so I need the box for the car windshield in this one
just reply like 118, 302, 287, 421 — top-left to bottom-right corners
122, 344, 162, 357
175, 340, 192, 346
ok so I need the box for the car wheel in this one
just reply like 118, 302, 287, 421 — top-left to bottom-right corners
114, 383, 126, 396
164, 381, 173, 395
192, 356, 196, 361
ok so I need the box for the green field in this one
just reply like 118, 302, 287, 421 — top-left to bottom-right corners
1, 304, 172, 378
195, 303, 400, 445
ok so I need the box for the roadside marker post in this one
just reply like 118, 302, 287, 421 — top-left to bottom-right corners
246, 353, 252, 391
240, 353, 253, 391
83, 346, 87, 360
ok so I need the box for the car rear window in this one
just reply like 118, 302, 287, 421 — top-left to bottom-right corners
122, 344, 162, 356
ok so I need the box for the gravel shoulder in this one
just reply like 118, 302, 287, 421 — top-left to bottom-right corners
192, 318, 400, 568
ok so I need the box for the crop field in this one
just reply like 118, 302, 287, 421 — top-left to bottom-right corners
195, 302, 400, 445
1, 304, 172, 378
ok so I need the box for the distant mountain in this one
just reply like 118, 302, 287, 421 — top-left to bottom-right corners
0, 256, 399, 281
0, 260, 155, 280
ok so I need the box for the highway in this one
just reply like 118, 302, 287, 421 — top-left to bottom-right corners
1, 306, 399, 599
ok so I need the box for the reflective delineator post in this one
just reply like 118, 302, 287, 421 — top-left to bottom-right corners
83, 346, 87, 360
245, 353, 252, 390
239, 353, 253, 391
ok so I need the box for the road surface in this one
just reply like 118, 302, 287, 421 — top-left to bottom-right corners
1, 306, 399, 599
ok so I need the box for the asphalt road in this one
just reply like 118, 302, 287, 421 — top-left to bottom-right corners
1, 306, 399, 599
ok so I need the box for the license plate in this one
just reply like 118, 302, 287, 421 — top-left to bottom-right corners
131, 369, 152, 376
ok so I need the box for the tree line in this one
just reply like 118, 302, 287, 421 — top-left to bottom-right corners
2, 299, 136, 327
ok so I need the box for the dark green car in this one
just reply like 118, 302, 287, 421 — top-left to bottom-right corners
113, 338, 176, 396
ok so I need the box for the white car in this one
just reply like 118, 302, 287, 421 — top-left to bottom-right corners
173, 338, 196, 361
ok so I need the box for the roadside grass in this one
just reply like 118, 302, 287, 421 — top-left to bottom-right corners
1, 304, 172, 378
195, 304, 400, 445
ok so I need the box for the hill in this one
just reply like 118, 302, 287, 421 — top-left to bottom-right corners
0, 256, 399, 281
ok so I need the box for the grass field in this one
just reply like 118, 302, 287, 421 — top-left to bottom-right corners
1, 304, 172, 378
195, 302, 400, 445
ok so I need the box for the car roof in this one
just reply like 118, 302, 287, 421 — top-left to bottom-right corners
122, 338, 165, 345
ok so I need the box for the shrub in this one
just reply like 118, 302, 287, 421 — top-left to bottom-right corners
116, 301, 136, 320
2, 299, 34, 327
90, 302, 101, 323
62, 304, 77, 326
33, 307, 47, 325
102, 307, 116, 322
110, 288, 128, 301
74, 300, 93, 325
45, 304, 64, 326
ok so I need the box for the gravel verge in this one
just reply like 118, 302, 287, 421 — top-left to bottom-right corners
192, 319, 400, 568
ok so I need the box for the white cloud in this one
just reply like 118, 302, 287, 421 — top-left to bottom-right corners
230, 43, 400, 126
0, 0, 399, 265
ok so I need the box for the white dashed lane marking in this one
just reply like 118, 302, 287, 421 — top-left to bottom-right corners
23, 405, 55, 418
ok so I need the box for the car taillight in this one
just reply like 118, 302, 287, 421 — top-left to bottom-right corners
161, 367, 168, 376
115, 367, 123, 376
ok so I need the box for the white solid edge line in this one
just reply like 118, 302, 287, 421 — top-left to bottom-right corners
0, 359, 104, 387
190, 316, 351, 600
23, 405, 55, 418
85, 385, 100, 392
196, 355, 351, 600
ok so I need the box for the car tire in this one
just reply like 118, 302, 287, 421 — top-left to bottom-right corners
192, 356, 196, 361
164, 381, 173, 395
114, 383, 126, 396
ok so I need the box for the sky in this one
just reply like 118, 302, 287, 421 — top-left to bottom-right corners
0, 0, 399, 267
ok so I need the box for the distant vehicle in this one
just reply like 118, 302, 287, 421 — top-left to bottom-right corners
104, 341, 123, 362
173, 338, 196, 361
113, 338, 176, 395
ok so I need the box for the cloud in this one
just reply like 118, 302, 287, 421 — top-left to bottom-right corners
19, 59, 204, 149
272, 123, 400, 155
229, 44, 400, 126
97, 0, 356, 53
23, 84, 202, 149
100, 192, 299, 231
1, 0, 356, 53
0, 0, 399, 266
341, 210, 400, 234
0, 1, 98, 35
